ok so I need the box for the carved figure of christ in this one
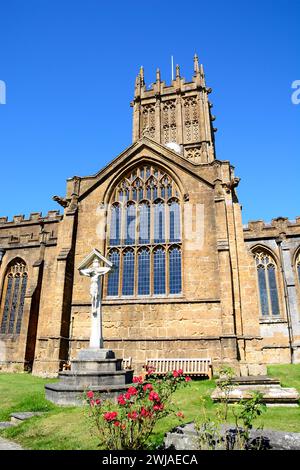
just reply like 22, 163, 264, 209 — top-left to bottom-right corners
80, 258, 111, 349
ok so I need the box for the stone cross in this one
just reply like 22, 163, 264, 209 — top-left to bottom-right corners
78, 250, 112, 349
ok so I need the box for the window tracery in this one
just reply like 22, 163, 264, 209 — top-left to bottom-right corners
106, 165, 182, 297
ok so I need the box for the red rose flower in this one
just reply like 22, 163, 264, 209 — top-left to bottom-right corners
178, 369, 183, 375
114, 421, 120, 427
185, 376, 191, 382
153, 403, 164, 411
177, 411, 184, 418
118, 394, 126, 405
104, 411, 118, 422
133, 376, 143, 384
140, 407, 150, 417
149, 391, 160, 402
125, 392, 131, 400
90, 399, 95, 407
86, 391, 94, 399
128, 411, 139, 420
173, 370, 179, 378
95, 399, 101, 405
143, 383, 153, 392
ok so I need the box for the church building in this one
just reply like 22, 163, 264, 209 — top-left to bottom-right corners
1, 55, 300, 377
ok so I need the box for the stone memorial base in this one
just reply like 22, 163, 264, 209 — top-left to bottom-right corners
211, 375, 299, 406
45, 348, 134, 406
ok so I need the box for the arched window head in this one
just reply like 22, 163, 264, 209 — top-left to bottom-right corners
254, 251, 280, 317
0, 259, 28, 335
106, 164, 182, 297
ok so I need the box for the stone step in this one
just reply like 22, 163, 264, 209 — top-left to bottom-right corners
0, 422, 15, 429
58, 369, 131, 387
211, 385, 299, 406
45, 382, 132, 406
71, 358, 123, 373
218, 375, 281, 386
10, 412, 44, 423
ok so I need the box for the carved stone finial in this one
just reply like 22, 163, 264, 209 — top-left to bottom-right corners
140, 66, 145, 86
194, 53, 199, 73
176, 64, 180, 78
156, 68, 161, 82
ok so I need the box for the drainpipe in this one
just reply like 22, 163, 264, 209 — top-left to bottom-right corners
276, 235, 294, 364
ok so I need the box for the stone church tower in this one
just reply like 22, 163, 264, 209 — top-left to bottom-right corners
0, 56, 299, 377
131, 54, 216, 164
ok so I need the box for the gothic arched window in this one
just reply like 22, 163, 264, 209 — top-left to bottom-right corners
0, 259, 28, 335
106, 164, 182, 297
254, 251, 280, 317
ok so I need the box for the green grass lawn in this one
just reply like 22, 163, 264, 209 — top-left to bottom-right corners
0, 364, 299, 450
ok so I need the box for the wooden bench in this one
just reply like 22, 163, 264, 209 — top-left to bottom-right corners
122, 357, 133, 370
144, 358, 212, 379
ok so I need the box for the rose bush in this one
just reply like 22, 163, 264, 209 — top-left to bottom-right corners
85, 370, 190, 450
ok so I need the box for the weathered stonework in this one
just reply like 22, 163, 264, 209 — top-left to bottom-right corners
0, 57, 299, 377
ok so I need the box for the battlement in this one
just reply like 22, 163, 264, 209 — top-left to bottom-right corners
0, 210, 62, 227
243, 216, 300, 239
131, 57, 209, 101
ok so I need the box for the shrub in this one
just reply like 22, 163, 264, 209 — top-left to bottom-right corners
85, 370, 190, 450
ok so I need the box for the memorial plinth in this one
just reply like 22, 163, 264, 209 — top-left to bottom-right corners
45, 249, 134, 406
45, 348, 133, 406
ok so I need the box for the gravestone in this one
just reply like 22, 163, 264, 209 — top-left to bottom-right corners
45, 249, 133, 405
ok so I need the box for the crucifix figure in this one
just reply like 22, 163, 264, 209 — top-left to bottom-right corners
79, 253, 112, 349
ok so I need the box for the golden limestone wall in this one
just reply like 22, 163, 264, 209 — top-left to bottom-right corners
243, 218, 300, 365
0, 212, 62, 373
67, 147, 242, 375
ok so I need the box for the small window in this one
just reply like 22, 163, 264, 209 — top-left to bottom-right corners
254, 251, 280, 318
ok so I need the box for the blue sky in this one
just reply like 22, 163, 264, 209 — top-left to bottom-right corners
0, 0, 299, 223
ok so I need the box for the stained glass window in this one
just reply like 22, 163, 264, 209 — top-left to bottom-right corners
154, 201, 165, 244
254, 251, 281, 318
0, 259, 27, 335
107, 251, 120, 296
122, 250, 135, 296
106, 165, 182, 297
139, 202, 150, 244
154, 248, 166, 295
138, 249, 150, 295
110, 204, 121, 246
169, 200, 181, 243
16, 273, 27, 334
169, 247, 182, 294
125, 203, 136, 245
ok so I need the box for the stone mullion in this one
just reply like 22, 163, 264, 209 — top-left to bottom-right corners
166, 246, 170, 295
134, 247, 138, 297
119, 249, 124, 297
150, 246, 154, 296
